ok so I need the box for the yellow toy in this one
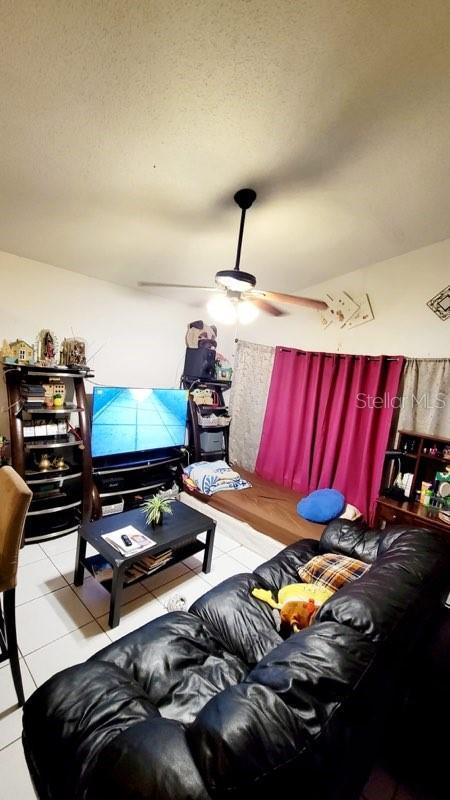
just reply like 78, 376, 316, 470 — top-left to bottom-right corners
252, 583, 334, 633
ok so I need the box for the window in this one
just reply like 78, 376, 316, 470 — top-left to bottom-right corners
19, 348, 25, 360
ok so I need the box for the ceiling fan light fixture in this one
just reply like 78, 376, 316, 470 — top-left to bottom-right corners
215, 269, 256, 292
237, 300, 260, 325
207, 293, 237, 325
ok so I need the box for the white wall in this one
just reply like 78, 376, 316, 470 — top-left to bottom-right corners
0, 236, 448, 395
237, 238, 450, 357
0, 250, 199, 388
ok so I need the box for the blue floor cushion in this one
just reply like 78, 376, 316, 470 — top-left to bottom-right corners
297, 488, 345, 523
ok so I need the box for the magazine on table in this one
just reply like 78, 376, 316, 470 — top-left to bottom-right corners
102, 525, 157, 556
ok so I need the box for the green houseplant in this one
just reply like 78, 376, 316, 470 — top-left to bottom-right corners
142, 495, 174, 528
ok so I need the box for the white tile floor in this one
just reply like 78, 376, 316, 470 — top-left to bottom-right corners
0, 494, 284, 797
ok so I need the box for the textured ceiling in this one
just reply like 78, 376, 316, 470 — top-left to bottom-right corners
1, 0, 450, 299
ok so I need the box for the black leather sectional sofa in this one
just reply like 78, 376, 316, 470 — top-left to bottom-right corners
23, 520, 450, 800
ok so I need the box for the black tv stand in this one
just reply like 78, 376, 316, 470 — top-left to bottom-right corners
91, 448, 186, 519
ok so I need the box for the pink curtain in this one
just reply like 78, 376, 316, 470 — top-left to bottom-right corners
255, 348, 405, 522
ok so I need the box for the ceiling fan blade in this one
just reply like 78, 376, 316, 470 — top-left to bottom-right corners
246, 296, 286, 317
138, 282, 215, 291
252, 290, 328, 311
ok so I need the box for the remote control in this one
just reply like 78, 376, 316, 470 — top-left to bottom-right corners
121, 534, 132, 547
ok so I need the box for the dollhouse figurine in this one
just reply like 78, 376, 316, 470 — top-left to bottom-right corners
1, 338, 34, 364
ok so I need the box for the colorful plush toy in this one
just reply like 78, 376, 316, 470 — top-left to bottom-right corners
252, 583, 334, 634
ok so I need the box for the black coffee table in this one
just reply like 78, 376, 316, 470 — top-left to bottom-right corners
74, 501, 216, 628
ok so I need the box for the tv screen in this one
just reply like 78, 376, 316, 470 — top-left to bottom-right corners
91, 386, 188, 458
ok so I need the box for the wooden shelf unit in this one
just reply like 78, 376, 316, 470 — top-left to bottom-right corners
375, 430, 450, 534
2, 363, 93, 543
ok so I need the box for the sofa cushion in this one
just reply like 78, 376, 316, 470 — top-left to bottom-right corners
86, 719, 211, 800
190, 573, 283, 665
298, 552, 370, 591
22, 661, 158, 800
319, 518, 381, 562
91, 611, 247, 724
253, 538, 320, 587
189, 541, 323, 666
188, 622, 376, 798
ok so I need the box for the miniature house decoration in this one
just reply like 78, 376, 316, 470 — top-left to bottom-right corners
1, 338, 34, 364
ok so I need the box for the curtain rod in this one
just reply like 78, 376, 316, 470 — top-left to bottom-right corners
234, 340, 401, 360
278, 348, 401, 361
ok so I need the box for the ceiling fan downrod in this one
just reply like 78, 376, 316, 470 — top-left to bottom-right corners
233, 188, 257, 271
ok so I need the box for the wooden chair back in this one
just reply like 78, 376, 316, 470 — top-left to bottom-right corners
0, 467, 32, 592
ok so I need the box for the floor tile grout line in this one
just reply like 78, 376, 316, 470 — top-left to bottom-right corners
18, 583, 98, 660
18, 549, 81, 604
22, 618, 102, 661
16, 549, 73, 606
62, 581, 105, 628
15, 580, 70, 609
0, 734, 22, 753
21, 655, 38, 690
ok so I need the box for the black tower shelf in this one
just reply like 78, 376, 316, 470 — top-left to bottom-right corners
181, 376, 231, 463
1, 363, 93, 543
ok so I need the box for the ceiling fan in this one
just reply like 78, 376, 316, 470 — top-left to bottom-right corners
138, 188, 328, 324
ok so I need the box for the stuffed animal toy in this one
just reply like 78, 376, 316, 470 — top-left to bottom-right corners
252, 583, 334, 634
185, 320, 217, 349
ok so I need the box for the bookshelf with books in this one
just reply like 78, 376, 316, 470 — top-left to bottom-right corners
1, 363, 93, 543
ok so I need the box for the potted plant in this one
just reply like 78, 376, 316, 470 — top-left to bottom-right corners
53, 393, 64, 408
142, 495, 174, 528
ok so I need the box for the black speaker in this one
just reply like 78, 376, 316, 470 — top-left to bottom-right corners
183, 348, 216, 380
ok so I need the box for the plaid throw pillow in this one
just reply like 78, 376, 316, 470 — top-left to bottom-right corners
298, 553, 369, 592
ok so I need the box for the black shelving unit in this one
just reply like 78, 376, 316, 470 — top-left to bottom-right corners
91, 452, 184, 520
181, 375, 232, 462
2, 363, 93, 543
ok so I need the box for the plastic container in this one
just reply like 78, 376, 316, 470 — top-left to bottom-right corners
423, 490, 433, 507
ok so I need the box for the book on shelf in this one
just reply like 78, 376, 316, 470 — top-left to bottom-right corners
23, 385, 46, 403
102, 525, 157, 556
25, 385, 45, 395
124, 550, 173, 581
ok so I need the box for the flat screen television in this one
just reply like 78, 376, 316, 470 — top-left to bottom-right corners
91, 386, 188, 459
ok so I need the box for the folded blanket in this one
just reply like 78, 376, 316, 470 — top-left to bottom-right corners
190, 465, 240, 484
184, 460, 251, 496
